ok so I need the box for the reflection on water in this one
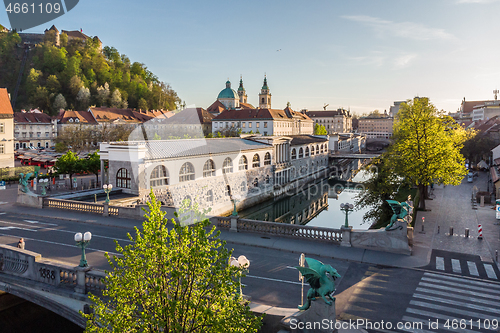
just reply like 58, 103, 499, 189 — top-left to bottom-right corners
237, 177, 373, 230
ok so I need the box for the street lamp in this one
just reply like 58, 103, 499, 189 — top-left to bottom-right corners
230, 255, 250, 297
39, 178, 49, 195
340, 202, 354, 228
75, 232, 92, 267
103, 184, 113, 203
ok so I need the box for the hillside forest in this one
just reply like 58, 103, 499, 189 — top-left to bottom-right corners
0, 29, 181, 115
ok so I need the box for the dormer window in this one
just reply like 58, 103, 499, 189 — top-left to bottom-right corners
68, 118, 74, 123
75, 118, 80, 123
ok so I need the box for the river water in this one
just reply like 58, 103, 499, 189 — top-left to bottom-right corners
237, 172, 374, 230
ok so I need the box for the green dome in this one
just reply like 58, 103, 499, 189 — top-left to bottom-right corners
218, 80, 238, 99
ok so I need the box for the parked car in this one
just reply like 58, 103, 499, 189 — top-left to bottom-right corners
467, 172, 474, 183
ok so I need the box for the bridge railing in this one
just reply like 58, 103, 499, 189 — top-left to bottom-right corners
0, 244, 105, 295
213, 216, 342, 244
44, 198, 104, 214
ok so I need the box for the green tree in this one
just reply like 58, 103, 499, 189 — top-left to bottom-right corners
82, 151, 100, 184
138, 97, 148, 111
54, 151, 81, 188
314, 124, 327, 135
83, 194, 262, 333
152, 133, 161, 140
388, 97, 467, 210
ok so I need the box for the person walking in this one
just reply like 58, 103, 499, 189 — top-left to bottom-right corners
17, 238, 25, 250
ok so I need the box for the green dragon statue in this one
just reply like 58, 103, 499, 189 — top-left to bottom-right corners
296, 257, 341, 310
18, 172, 33, 193
385, 198, 412, 231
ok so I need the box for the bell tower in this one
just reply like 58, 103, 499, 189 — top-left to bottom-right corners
259, 75, 271, 109
238, 75, 247, 104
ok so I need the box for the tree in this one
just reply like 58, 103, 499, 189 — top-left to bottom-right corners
388, 97, 467, 210
110, 89, 122, 108
138, 97, 148, 111
152, 133, 161, 140
54, 151, 81, 188
76, 87, 91, 109
96, 83, 110, 107
314, 123, 327, 135
53, 93, 67, 112
83, 194, 262, 333
82, 151, 100, 184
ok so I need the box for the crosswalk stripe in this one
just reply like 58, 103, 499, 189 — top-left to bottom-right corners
451, 259, 461, 273
402, 315, 480, 333
424, 272, 500, 289
421, 277, 500, 295
484, 263, 498, 280
467, 261, 479, 276
406, 307, 483, 330
436, 256, 444, 270
413, 293, 500, 315
415, 287, 499, 307
419, 282, 499, 300
410, 300, 498, 321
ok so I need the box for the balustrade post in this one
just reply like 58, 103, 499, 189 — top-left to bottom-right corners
230, 215, 239, 233
103, 202, 109, 217
340, 225, 352, 247
74, 266, 91, 294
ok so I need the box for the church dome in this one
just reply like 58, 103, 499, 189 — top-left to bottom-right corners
218, 80, 238, 99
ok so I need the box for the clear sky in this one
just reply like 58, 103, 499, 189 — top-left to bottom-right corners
2, 0, 500, 114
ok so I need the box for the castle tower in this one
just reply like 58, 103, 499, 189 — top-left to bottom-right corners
259, 75, 271, 109
238, 76, 248, 104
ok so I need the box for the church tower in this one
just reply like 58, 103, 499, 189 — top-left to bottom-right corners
238, 76, 248, 104
259, 75, 271, 109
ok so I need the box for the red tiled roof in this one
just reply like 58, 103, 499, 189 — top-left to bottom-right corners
214, 107, 312, 121
165, 108, 214, 124
57, 110, 97, 124
461, 101, 487, 114
0, 88, 13, 115
207, 100, 226, 114
240, 102, 255, 109
61, 30, 89, 39
14, 112, 52, 123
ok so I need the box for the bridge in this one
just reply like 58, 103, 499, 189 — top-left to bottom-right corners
329, 152, 382, 159
0, 244, 104, 328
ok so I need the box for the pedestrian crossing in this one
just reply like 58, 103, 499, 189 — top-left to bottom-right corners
399, 272, 500, 333
427, 249, 500, 281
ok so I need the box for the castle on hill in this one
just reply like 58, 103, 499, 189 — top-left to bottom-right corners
18, 25, 101, 50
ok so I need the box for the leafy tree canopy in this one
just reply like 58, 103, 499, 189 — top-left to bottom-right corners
84, 194, 262, 333
314, 123, 328, 135
0, 32, 181, 114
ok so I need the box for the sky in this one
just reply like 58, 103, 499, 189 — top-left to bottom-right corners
2, 0, 500, 114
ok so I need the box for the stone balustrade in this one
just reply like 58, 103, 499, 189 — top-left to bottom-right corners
0, 244, 105, 295
44, 198, 104, 214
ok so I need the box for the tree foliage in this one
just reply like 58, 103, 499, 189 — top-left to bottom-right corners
54, 151, 81, 187
83, 194, 262, 333
387, 97, 467, 209
82, 151, 100, 183
461, 130, 496, 165
314, 124, 327, 135
56, 124, 133, 152
0, 32, 181, 114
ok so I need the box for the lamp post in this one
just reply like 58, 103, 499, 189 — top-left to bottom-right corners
103, 184, 113, 203
39, 178, 49, 195
74, 232, 92, 267
230, 255, 250, 297
340, 202, 354, 228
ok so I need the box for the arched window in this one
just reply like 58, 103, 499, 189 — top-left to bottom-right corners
116, 168, 131, 188
252, 154, 261, 168
225, 185, 232, 196
223, 157, 233, 174
316, 145, 319, 154
299, 148, 304, 159
310, 146, 315, 156
305, 147, 309, 157
206, 190, 213, 202
265, 175, 270, 184
239, 155, 248, 171
253, 178, 259, 188
320, 144, 324, 153
240, 181, 246, 192
264, 152, 271, 165
203, 159, 216, 177
291, 149, 297, 160
150, 165, 169, 187
179, 162, 195, 182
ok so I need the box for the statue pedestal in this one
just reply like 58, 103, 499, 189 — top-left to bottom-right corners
282, 298, 337, 333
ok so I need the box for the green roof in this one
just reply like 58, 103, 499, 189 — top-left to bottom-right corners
218, 80, 238, 99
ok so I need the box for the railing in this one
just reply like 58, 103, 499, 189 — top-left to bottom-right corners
215, 217, 342, 244
86, 270, 106, 291
108, 206, 119, 216
44, 198, 104, 214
